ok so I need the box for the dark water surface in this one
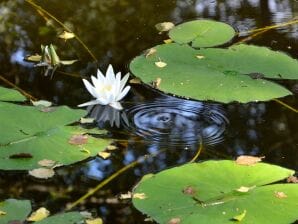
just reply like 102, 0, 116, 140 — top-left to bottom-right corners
0, 0, 297, 223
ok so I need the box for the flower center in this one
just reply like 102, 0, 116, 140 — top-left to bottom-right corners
102, 85, 112, 92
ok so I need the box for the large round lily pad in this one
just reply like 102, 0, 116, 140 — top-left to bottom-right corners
169, 20, 236, 48
133, 161, 298, 224
0, 101, 110, 170
0, 199, 31, 223
130, 43, 296, 103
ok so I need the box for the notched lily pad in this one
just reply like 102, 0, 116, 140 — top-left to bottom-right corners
132, 160, 298, 224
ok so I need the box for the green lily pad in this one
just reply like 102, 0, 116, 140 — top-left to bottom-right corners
0, 101, 110, 170
130, 43, 295, 103
133, 160, 298, 224
35, 212, 84, 224
0, 199, 31, 223
0, 86, 26, 102
169, 20, 235, 48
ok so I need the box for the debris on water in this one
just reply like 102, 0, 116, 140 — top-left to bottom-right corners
232, 210, 247, 222
26, 207, 50, 221
145, 48, 157, 58
29, 168, 55, 179
155, 22, 175, 33
236, 155, 264, 165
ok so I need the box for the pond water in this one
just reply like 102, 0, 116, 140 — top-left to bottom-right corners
0, 0, 297, 223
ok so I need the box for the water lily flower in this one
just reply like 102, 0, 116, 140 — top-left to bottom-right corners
78, 65, 131, 110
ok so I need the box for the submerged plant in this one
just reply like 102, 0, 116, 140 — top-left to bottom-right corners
78, 65, 131, 110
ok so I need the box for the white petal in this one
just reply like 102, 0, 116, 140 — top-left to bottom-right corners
116, 86, 131, 101
91, 75, 100, 88
83, 79, 97, 98
120, 73, 130, 91
106, 64, 115, 84
109, 101, 123, 110
97, 68, 105, 82
78, 99, 102, 107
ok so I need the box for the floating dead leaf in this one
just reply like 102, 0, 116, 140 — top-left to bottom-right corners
275, 191, 287, 199
151, 77, 162, 89
129, 77, 142, 84
155, 22, 175, 32
68, 134, 88, 145
182, 186, 197, 196
287, 176, 298, 183
24, 54, 42, 62
9, 153, 33, 159
31, 100, 52, 107
235, 155, 264, 166
27, 207, 50, 222
232, 210, 247, 222
106, 145, 118, 151
80, 117, 95, 124
60, 60, 78, 65
133, 193, 146, 199
58, 31, 75, 40
236, 186, 255, 193
79, 211, 93, 219
29, 168, 55, 179
38, 159, 56, 167
0, 210, 6, 215
144, 217, 154, 222
119, 192, 132, 200
98, 151, 111, 159
145, 48, 157, 58
196, 55, 205, 59
163, 39, 173, 44
167, 217, 181, 224
155, 61, 167, 68
39, 107, 57, 113
86, 218, 103, 224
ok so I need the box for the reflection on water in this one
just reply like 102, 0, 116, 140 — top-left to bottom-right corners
124, 97, 228, 147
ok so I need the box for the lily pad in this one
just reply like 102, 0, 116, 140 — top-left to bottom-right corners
169, 20, 235, 48
0, 199, 31, 223
130, 43, 296, 103
133, 160, 298, 224
0, 86, 26, 102
0, 101, 110, 170
35, 212, 85, 224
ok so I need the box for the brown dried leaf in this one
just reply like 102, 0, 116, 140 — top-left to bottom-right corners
155, 61, 167, 68
145, 48, 157, 58
9, 153, 33, 159
68, 134, 88, 145
155, 22, 175, 32
27, 207, 50, 222
275, 191, 287, 199
98, 151, 111, 159
287, 176, 298, 183
235, 155, 265, 166
167, 217, 181, 224
38, 159, 56, 167
29, 168, 55, 179
129, 78, 142, 84
182, 186, 197, 196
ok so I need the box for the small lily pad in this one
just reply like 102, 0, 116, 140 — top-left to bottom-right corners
0, 199, 31, 223
169, 20, 235, 48
0, 86, 26, 102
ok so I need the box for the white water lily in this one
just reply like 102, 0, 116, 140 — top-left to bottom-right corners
78, 65, 131, 110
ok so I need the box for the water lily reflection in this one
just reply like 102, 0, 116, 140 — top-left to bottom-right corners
125, 97, 229, 147
86, 104, 129, 128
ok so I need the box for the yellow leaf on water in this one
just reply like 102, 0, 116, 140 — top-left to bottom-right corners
86, 218, 103, 224
98, 151, 111, 159
275, 191, 287, 199
133, 193, 146, 199
0, 210, 6, 215
236, 155, 264, 166
27, 207, 50, 222
236, 186, 255, 193
232, 210, 247, 222
106, 145, 118, 151
29, 168, 55, 179
155, 61, 167, 68
119, 192, 132, 200
196, 55, 205, 59
58, 31, 75, 40
80, 117, 95, 124
145, 48, 157, 58
24, 54, 42, 62
164, 39, 173, 44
